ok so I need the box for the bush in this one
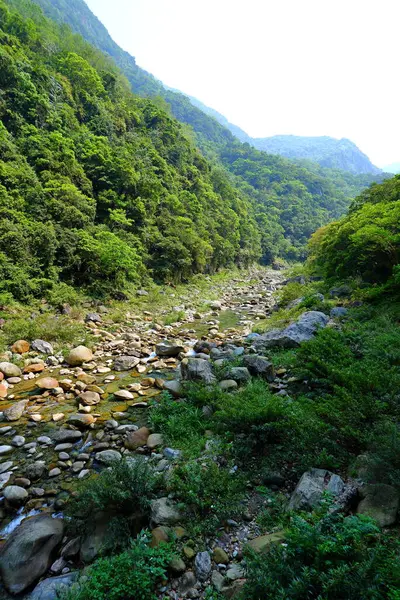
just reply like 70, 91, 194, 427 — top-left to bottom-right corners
243, 504, 400, 599
62, 532, 172, 600
364, 422, 400, 488
67, 458, 160, 552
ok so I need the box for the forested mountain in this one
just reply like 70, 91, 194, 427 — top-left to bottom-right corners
19, 0, 386, 255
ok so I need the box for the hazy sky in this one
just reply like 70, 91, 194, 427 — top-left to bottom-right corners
85, 0, 399, 167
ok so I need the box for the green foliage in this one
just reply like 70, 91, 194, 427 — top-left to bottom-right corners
243, 505, 400, 599
364, 422, 400, 488
66, 458, 160, 552
62, 532, 173, 600
169, 459, 244, 534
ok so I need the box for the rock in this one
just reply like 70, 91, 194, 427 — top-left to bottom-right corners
195, 551, 212, 582
95, 449, 122, 465
288, 468, 345, 511
210, 300, 222, 310
0, 362, 22, 378
125, 427, 150, 450
329, 285, 352, 298
3, 485, 28, 506
0, 461, 13, 474
213, 547, 229, 564
80, 520, 108, 563
150, 526, 170, 547
0, 445, 13, 456
0, 383, 7, 398
226, 563, 245, 581
242, 355, 275, 381
11, 435, 25, 447
37, 436, 53, 445
4, 400, 27, 421
51, 429, 82, 443
29, 572, 78, 600
169, 556, 186, 575
162, 380, 182, 398
0, 472, 11, 490
79, 391, 101, 406
37, 377, 59, 390
229, 367, 251, 383
163, 447, 181, 460
247, 531, 286, 553
32, 340, 54, 355
219, 379, 238, 391
212, 570, 225, 591
181, 358, 216, 384
0, 514, 63, 594
151, 497, 182, 526
65, 346, 93, 367
67, 414, 96, 429
357, 484, 399, 527
114, 389, 134, 400
156, 342, 184, 357
255, 311, 330, 349
49, 468, 61, 477
136, 289, 149, 296
330, 307, 348, 318
178, 571, 197, 595
61, 538, 81, 558
147, 433, 164, 449
26, 461, 46, 481
114, 355, 140, 371
24, 363, 45, 374
11, 340, 30, 354
85, 312, 102, 323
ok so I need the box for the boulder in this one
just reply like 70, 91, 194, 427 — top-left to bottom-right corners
79, 391, 101, 406
65, 346, 93, 367
125, 427, 150, 450
219, 379, 238, 391
0, 445, 13, 456
85, 312, 102, 323
156, 342, 184, 357
213, 547, 229, 564
229, 367, 251, 384
330, 307, 348, 318
26, 461, 46, 481
29, 572, 78, 600
195, 551, 212, 582
147, 433, 164, 449
4, 400, 28, 422
254, 311, 329, 349
113, 355, 140, 371
95, 450, 122, 465
51, 429, 82, 443
0, 362, 22, 378
80, 521, 108, 564
162, 379, 182, 398
357, 484, 399, 527
150, 497, 182, 526
242, 355, 275, 381
32, 339, 54, 355
247, 531, 285, 553
3, 485, 28, 506
181, 358, 216, 384
288, 468, 345, 511
0, 514, 64, 594
11, 340, 30, 354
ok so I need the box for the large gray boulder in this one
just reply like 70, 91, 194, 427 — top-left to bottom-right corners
29, 572, 78, 600
288, 468, 345, 511
0, 514, 64, 594
0, 362, 22, 378
356, 484, 399, 527
31, 340, 54, 355
113, 355, 140, 371
242, 356, 275, 381
181, 358, 216, 384
156, 342, 184, 357
150, 497, 182, 526
255, 311, 329, 349
195, 551, 212, 582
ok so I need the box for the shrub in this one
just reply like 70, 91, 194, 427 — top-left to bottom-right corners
61, 532, 173, 600
67, 458, 160, 552
243, 504, 400, 599
364, 422, 400, 488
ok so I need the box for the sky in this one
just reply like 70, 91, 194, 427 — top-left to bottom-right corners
84, 0, 399, 167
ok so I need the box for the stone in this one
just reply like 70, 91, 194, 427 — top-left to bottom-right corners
150, 526, 170, 547
65, 346, 93, 367
32, 340, 54, 355
254, 311, 329, 349
0, 472, 11, 490
213, 547, 229, 564
29, 572, 78, 600
219, 379, 238, 391
24, 363, 46, 374
247, 531, 286, 553
11, 340, 30, 354
11, 435, 25, 447
37, 436, 52, 445
49, 468, 61, 477
61, 537, 81, 558
51, 429, 82, 443
113, 355, 140, 371
183, 545, 195, 559
147, 433, 164, 449
163, 447, 181, 460
37, 377, 59, 390
151, 497, 182, 526
4, 400, 27, 421
178, 571, 197, 595
210, 300, 222, 310
52, 413, 65, 422
77, 373, 96, 385
0, 515, 64, 594
242, 355, 275, 381
114, 389, 134, 400
229, 367, 251, 383
169, 556, 186, 575
95, 449, 122, 465
0, 362, 22, 378
85, 312, 102, 323
156, 342, 184, 357
80, 520, 108, 563
288, 468, 345, 511
26, 461, 46, 481
329, 285, 352, 298
357, 484, 399, 527
0, 460, 13, 474
162, 379, 182, 398
226, 563, 245, 581
79, 391, 101, 405
330, 307, 348, 318
195, 551, 212, 582
3, 485, 28, 506
125, 426, 150, 450
0, 383, 7, 398
212, 570, 225, 591
181, 357, 216, 384
67, 414, 96, 429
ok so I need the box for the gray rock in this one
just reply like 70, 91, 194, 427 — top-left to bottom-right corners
0, 445, 14, 456
211, 570, 225, 591
163, 447, 181, 460
0, 362, 22, 378
31, 340, 54, 355
195, 551, 212, 582
181, 358, 216, 384
156, 342, 184, 357
51, 429, 82, 443
0, 472, 12, 490
330, 307, 348, 318
178, 571, 197, 595
26, 461, 46, 481
29, 572, 78, 600
11, 435, 25, 447
113, 355, 140, 371
329, 285, 352, 298
0, 460, 13, 474
242, 355, 275, 381
0, 514, 64, 594
226, 563, 245, 581
219, 379, 238, 391
288, 468, 345, 511
162, 380, 183, 398
95, 449, 122, 465
37, 436, 53, 445
357, 484, 399, 527
3, 485, 28, 506
255, 311, 329, 349
80, 521, 108, 564
136, 289, 149, 296
4, 400, 28, 422
229, 367, 251, 384
85, 312, 102, 323
150, 497, 182, 526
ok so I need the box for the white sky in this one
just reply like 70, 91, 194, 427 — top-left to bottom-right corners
84, 0, 400, 167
